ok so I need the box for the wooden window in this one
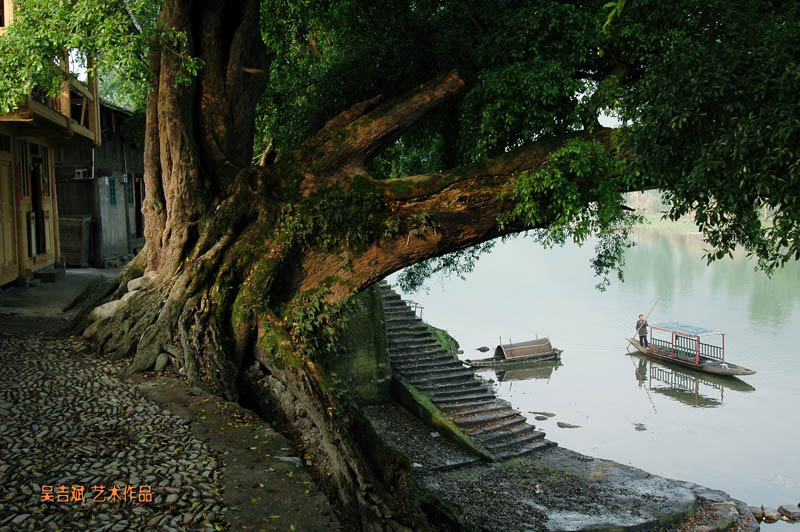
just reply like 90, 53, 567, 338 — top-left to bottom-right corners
108, 177, 117, 206
0, 133, 10, 152
127, 177, 134, 205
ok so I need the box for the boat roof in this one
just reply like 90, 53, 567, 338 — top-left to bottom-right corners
495, 338, 553, 359
652, 322, 723, 336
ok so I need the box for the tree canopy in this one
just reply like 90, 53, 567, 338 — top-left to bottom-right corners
2, 0, 798, 284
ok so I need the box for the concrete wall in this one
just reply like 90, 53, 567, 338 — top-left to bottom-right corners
330, 286, 393, 405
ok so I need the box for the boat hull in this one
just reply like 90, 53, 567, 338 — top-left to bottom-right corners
626, 338, 755, 376
465, 349, 562, 368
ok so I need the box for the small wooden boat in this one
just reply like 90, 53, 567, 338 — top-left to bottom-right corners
465, 338, 562, 368
627, 322, 755, 377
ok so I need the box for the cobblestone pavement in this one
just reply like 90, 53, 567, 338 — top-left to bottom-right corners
0, 331, 229, 531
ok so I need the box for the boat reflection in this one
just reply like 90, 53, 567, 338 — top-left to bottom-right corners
630, 353, 755, 408
494, 359, 563, 382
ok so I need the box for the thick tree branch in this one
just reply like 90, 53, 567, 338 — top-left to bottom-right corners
297, 129, 619, 297
298, 71, 465, 191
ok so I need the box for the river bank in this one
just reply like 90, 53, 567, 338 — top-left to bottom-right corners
0, 266, 778, 531
365, 402, 759, 532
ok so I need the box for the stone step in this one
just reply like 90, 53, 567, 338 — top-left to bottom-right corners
392, 359, 459, 373
438, 398, 499, 412
390, 349, 453, 361
380, 290, 402, 298
482, 430, 547, 453
430, 390, 497, 405
464, 414, 527, 436
390, 354, 450, 367
384, 313, 421, 322
385, 320, 425, 330
443, 400, 512, 418
386, 337, 438, 351
393, 358, 462, 372
493, 439, 556, 461
383, 304, 416, 312
388, 345, 445, 357
387, 333, 440, 344
477, 422, 539, 444
404, 370, 475, 385
415, 380, 487, 394
383, 310, 416, 318
388, 337, 437, 347
398, 363, 467, 377
384, 322, 433, 330
388, 338, 442, 349
450, 408, 520, 428
386, 329, 434, 342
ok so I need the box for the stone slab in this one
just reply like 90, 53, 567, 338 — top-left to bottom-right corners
423, 446, 700, 531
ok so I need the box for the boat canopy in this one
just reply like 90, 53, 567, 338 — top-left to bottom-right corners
652, 322, 723, 337
495, 338, 553, 360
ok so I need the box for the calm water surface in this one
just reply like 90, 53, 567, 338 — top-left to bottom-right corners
388, 228, 800, 516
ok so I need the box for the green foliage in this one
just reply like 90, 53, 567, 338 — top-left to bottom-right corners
284, 283, 355, 361
0, 0, 203, 114
0, 0, 154, 113
397, 241, 495, 293
424, 324, 460, 357
610, 0, 800, 273
499, 137, 641, 290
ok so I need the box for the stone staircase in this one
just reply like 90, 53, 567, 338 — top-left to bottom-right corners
378, 281, 555, 461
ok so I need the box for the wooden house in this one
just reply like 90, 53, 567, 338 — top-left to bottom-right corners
55, 102, 145, 267
0, 0, 102, 285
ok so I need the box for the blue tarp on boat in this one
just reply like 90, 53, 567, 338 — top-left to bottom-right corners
653, 322, 722, 336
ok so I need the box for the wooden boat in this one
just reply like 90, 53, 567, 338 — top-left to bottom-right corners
465, 338, 562, 368
627, 322, 755, 376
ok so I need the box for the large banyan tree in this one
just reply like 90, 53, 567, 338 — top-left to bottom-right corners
2, 0, 798, 529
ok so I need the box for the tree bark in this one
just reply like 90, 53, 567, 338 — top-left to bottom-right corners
92, 1, 622, 530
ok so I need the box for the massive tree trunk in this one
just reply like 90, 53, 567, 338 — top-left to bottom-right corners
90, 1, 615, 530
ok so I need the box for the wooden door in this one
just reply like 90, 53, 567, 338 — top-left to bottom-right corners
0, 157, 18, 285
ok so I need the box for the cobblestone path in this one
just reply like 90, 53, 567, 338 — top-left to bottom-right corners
0, 331, 228, 531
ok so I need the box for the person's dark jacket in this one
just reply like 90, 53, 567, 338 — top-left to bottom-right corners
636, 319, 648, 336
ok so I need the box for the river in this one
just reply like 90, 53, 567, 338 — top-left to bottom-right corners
387, 226, 800, 521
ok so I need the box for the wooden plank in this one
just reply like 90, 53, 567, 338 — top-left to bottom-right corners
71, 122, 95, 142
69, 78, 94, 101
0, 109, 34, 122
28, 100, 69, 128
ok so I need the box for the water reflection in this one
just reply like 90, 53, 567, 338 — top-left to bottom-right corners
630, 353, 755, 408
495, 359, 563, 382
624, 229, 800, 330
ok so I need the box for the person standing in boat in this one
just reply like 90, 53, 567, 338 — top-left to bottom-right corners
636, 314, 649, 348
